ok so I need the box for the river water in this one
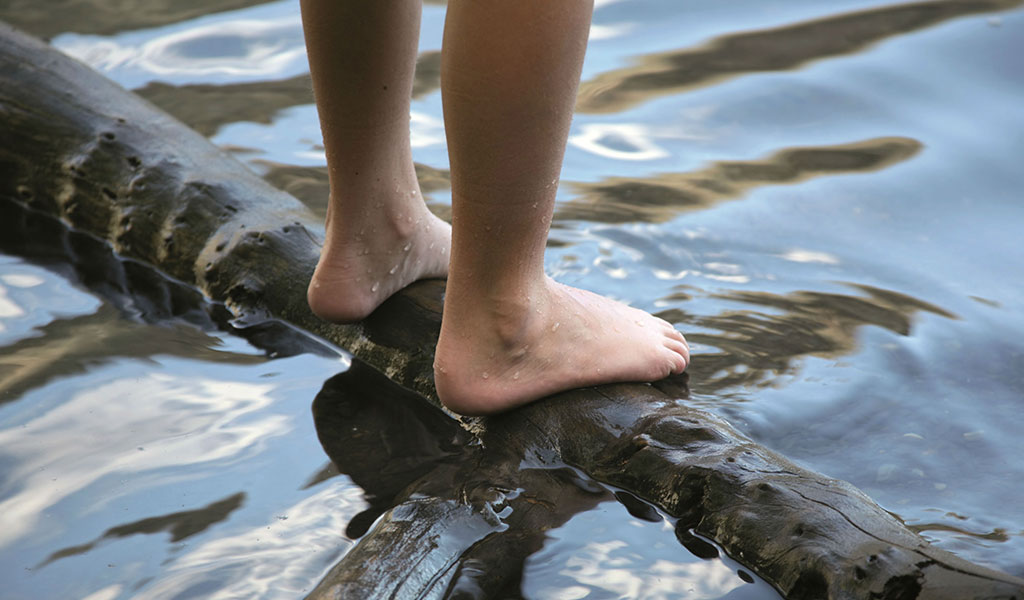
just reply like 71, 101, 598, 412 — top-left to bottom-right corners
1, 0, 1022, 598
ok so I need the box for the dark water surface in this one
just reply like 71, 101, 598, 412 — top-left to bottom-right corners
2, 0, 1023, 597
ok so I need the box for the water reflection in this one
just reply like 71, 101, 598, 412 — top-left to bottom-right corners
0, 305, 265, 408
569, 124, 671, 161
0, 203, 327, 407
135, 75, 313, 137
0, 369, 282, 549
39, 492, 246, 567
309, 360, 778, 598
658, 283, 956, 394
523, 509, 765, 600
0, 0, 272, 40
133, 50, 440, 137
560, 136, 920, 224
577, 0, 1023, 114
0, 253, 347, 599
57, 16, 307, 81
139, 482, 366, 599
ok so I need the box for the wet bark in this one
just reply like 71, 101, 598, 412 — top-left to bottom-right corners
2, 23, 1021, 600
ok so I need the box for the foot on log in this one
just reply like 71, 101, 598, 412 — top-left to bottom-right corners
307, 188, 451, 324
434, 277, 689, 415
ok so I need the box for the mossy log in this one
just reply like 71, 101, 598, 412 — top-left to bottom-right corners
1, 22, 1021, 599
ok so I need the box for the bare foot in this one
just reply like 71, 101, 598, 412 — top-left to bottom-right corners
307, 189, 451, 323
434, 277, 689, 415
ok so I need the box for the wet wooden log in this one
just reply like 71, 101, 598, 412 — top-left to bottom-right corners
2, 22, 1022, 599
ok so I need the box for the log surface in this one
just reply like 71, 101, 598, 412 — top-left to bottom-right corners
2, 22, 1021, 600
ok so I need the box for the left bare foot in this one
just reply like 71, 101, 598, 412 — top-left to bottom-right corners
307, 187, 451, 323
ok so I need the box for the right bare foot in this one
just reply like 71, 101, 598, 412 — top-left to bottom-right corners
307, 187, 451, 323
434, 277, 689, 415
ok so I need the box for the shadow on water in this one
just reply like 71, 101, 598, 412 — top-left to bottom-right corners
38, 492, 246, 568
657, 283, 957, 395
310, 360, 776, 598
577, 0, 1023, 114
560, 136, 921, 224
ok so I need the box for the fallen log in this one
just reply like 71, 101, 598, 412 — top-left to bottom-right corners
2, 22, 1021, 599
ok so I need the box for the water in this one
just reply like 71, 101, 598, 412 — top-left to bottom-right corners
2, 0, 1023, 596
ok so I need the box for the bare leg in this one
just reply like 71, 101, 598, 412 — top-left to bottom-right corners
301, 0, 451, 323
434, 0, 689, 415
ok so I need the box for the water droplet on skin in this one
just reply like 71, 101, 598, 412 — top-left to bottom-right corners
371, 282, 380, 293
531, 202, 538, 209
410, 190, 417, 197
429, 242, 435, 249
482, 372, 489, 379
403, 243, 411, 252
389, 265, 398, 275
313, 282, 321, 289
407, 216, 413, 224
635, 320, 644, 327
513, 371, 520, 380
551, 322, 560, 332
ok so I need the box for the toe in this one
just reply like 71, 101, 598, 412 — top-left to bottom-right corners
664, 348, 688, 375
666, 326, 686, 343
665, 338, 689, 360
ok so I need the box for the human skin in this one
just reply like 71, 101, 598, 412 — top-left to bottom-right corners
300, 0, 689, 415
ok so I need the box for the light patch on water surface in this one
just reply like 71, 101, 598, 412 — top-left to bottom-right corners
528, 531, 750, 599
779, 249, 840, 265
81, 585, 124, 600
410, 112, 447, 149
522, 502, 774, 599
0, 286, 24, 320
1, 274, 45, 288
0, 369, 285, 550
0, 258, 103, 345
591, 23, 637, 41
137, 481, 366, 600
56, 17, 306, 80
570, 124, 670, 161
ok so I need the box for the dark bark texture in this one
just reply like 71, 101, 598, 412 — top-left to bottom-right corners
2, 22, 1021, 600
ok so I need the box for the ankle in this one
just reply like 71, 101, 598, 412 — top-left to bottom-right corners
326, 191, 434, 245
442, 277, 549, 349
